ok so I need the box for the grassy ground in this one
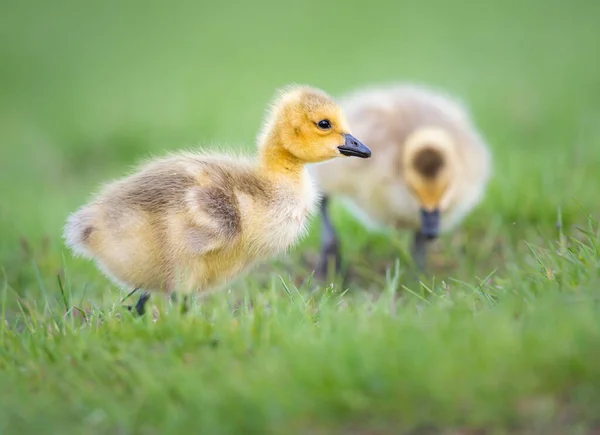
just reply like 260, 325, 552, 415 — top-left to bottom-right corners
1, 0, 600, 433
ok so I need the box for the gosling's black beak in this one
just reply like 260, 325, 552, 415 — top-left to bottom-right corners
420, 208, 440, 240
338, 134, 371, 158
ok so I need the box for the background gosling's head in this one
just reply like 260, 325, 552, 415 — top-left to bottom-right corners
259, 85, 371, 163
402, 127, 458, 239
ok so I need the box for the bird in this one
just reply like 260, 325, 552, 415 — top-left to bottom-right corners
309, 83, 491, 277
63, 85, 371, 314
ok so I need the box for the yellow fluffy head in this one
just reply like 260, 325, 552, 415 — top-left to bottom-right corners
258, 85, 371, 164
402, 127, 457, 211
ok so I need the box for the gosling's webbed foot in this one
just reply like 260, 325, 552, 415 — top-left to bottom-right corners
169, 292, 190, 314
126, 291, 151, 316
135, 292, 151, 316
181, 295, 189, 314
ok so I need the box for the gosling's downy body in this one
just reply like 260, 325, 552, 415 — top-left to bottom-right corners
311, 84, 491, 275
64, 85, 371, 313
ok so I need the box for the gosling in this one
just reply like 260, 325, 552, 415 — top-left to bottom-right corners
310, 83, 491, 276
64, 85, 371, 314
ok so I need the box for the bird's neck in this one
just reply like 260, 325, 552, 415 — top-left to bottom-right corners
258, 136, 305, 182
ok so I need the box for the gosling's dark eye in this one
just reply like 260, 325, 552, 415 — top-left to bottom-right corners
317, 119, 332, 130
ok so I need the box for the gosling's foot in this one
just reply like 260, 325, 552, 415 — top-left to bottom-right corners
126, 292, 151, 316
169, 292, 190, 314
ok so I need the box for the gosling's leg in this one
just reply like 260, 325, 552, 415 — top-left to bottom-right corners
316, 195, 341, 278
170, 292, 190, 314
411, 231, 429, 272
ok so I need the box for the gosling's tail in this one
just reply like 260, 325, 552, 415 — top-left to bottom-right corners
63, 206, 97, 258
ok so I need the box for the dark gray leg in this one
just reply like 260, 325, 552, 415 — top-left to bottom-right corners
315, 195, 341, 278
411, 231, 429, 272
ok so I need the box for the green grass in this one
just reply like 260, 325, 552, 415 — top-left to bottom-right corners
1, 0, 600, 433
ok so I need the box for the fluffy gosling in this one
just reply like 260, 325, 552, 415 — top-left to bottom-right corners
310, 83, 491, 276
64, 85, 371, 313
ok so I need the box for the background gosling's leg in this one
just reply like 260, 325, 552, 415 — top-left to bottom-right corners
411, 231, 429, 272
412, 208, 440, 272
316, 196, 342, 278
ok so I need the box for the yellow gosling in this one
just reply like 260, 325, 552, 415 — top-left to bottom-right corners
64, 85, 371, 313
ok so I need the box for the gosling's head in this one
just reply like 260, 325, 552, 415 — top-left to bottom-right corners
258, 85, 371, 163
402, 127, 458, 239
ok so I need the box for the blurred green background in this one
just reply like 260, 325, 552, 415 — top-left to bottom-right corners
1, 1, 600, 432
1, 0, 599, 294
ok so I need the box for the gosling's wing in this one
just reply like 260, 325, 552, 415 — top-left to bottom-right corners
183, 184, 242, 255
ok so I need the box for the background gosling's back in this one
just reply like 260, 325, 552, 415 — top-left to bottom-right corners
63, 85, 371, 312
311, 83, 492, 275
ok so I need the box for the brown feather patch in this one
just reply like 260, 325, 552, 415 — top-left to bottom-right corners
193, 186, 241, 240
413, 147, 444, 179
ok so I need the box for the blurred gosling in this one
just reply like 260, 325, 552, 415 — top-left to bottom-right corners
310, 83, 491, 276
64, 85, 371, 314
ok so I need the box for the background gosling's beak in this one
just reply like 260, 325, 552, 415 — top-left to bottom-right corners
420, 208, 440, 240
338, 134, 371, 158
